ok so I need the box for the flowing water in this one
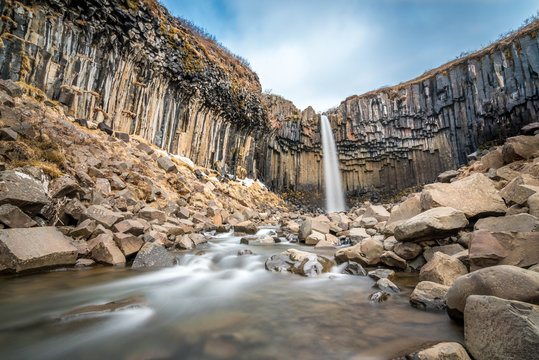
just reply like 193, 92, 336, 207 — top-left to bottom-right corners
320, 115, 346, 212
0, 229, 462, 360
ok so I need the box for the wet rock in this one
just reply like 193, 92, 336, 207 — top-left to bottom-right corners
499, 174, 539, 205
419, 252, 467, 286
0, 227, 78, 272
380, 251, 407, 269
446, 265, 539, 320
376, 278, 400, 293
82, 205, 123, 228
393, 242, 422, 260
367, 268, 395, 281
421, 173, 507, 219
335, 237, 383, 266
299, 219, 329, 241
474, 213, 538, 232
139, 206, 166, 223
132, 242, 178, 268
305, 230, 325, 245
436, 170, 459, 183
0, 170, 50, 216
113, 232, 143, 256
49, 175, 83, 199
56, 295, 147, 321
239, 234, 274, 245
469, 230, 539, 270
265, 249, 333, 277
233, 221, 257, 234
157, 156, 177, 173
423, 244, 465, 262
349, 227, 370, 244
409, 281, 449, 311
464, 295, 539, 360
113, 219, 145, 236
0, 204, 36, 228
91, 234, 126, 266
368, 291, 389, 302
342, 261, 367, 276
501, 135, 539, 163
414, 342, 471, 360
394, 207, 468, 242
237, 249, 253, 256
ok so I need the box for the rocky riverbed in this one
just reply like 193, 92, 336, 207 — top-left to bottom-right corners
1, 80, 538, 359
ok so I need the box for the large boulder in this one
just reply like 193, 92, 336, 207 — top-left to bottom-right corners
384, 195, 422, 234
413, 342, 471, 360
419, 252, 467, 286
394, 207, 468, 242
299, 219, 330, 241
0, 204, 36, 228
499, 174, 539, 206
479, 148, 504, 171
393, 242, 422, 260
446, 265, 539, 320
421, 173, 507, 218
501, 135, 539, 163
423, 244, 466, 262
265, 249, 333, 277
469, 231, 539, 270
0, 227, 78, 272
91, 234, 126, 266
464, 295, 539, 360
348, 227, 370, 244
474, 213, 538, 232
233, 221, 258, 234
363, 205, 390, 222
0, 170, 50, 216
113, 232, 143, 256
380, 251, 407, 269
113, 219, 146, 236
335, 237, 383, 266
82, 205, 123, 228
132, 242, 178, 268
305, 230, 325, 245
409, 281, 450, 311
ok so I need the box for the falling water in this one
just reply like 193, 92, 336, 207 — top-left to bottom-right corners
320, 115, 346, 212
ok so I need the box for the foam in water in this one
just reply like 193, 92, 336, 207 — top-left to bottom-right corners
320, 115, 346, 212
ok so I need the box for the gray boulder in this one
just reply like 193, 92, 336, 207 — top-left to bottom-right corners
132, 243, 178, 268
0, 170, 50, 216
265, 249, 333, 277
0, 204, 36, 228
82, 205, 123, 228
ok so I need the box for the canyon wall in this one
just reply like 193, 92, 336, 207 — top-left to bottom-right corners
1, 0, 538, 204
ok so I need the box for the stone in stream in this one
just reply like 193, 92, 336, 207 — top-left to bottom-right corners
233, 221, 257, 234
0, 204, 36, 228
394, 207, 468, 242
375, 278, 400, 293
299, 219, 330, 241
412, 342, 471, 360
368, 291, 389, 303
132, 243, 178, 268
174, 235, 195, 250
0, 170, 50, 216
464, 295, 539, 360
446, 265, 539, 321
0, 227, 78, 272
239, 234, 274, 245
265, 249, 333, 277
55, 295, 147, 321
419, 252, 467, 286
409, 281, 449, 311
342, 261, 367, 276
334, 237, 383, 266
237, 249, 254, 256
314, 233, 340, 248
367, 268, 395, 281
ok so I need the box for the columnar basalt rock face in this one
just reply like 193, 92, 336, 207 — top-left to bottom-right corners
0, 0, 267, 178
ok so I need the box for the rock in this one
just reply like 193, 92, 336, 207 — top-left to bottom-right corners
136, 142, 154, 155
423, 244, 466, 262
63, 198, 86, 221
174, 235, 195, 250
529, 193, 539, 217
95, 178, 111, 195
0, 127, 18, 141
375, 278, 400, 293
132, 242, 178, 268
91, 234, 126, 266
408, 255, 427, 271
501, 135, 539, 163
233, 221, 257, 234
305, 230, 325, 245
334, 237, 383, 266
414, 342, 471, 360
505, 204, 529, 215
240, 234, 274, 245
57, 295, 147, 321
113, 219, 145, 235
0, 227, 78, 272
474, 213, 538, 232
75, 258, 95, 268
393, 242, 422, 260
97, 121, 113, 135
0, 79, 22, 97
109, 175, 126, 190
394, 207, 469, 242
265, 249, 333, 277
499, 174, 539, 205
464, 295, 539, 360
409, 281, 449, 311
421, 173, 507, 218
139, 206, 166, 223
177, 207, 190, 219
0, 204, 36, 228
342, 261, 367, 276
157, 156, 177, 173
299, 219, 330, 241
113, 232, 143, 256
363, 205, 390, 222
237, 249, 253, 256
521, 121, 539, 135
419, 252, 467, 286
315, 233, 340, 248
359, 217, 378, 228
479, 149, 504, 171
70, 219, 97, 238
83, 205, 123, 228
468, 230, 539, 270
367, 268, 395, 281
380, 251, 407, 269
385, 195, 422, 234
0, 170, 50, 216
368, 291, 389, 302
49, 175, 83, 199
114, 131, 130, 142
383, 236, 398, 250
436, 170, 459, 183
446, 265, 539, 320
349, 227, 370, 244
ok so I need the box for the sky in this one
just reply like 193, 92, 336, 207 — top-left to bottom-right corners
160, 0, 538, 112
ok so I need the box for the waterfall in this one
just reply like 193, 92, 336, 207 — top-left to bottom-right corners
320, 115, 346, 212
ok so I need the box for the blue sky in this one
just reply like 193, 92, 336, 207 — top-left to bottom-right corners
161, 0, 538, 111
